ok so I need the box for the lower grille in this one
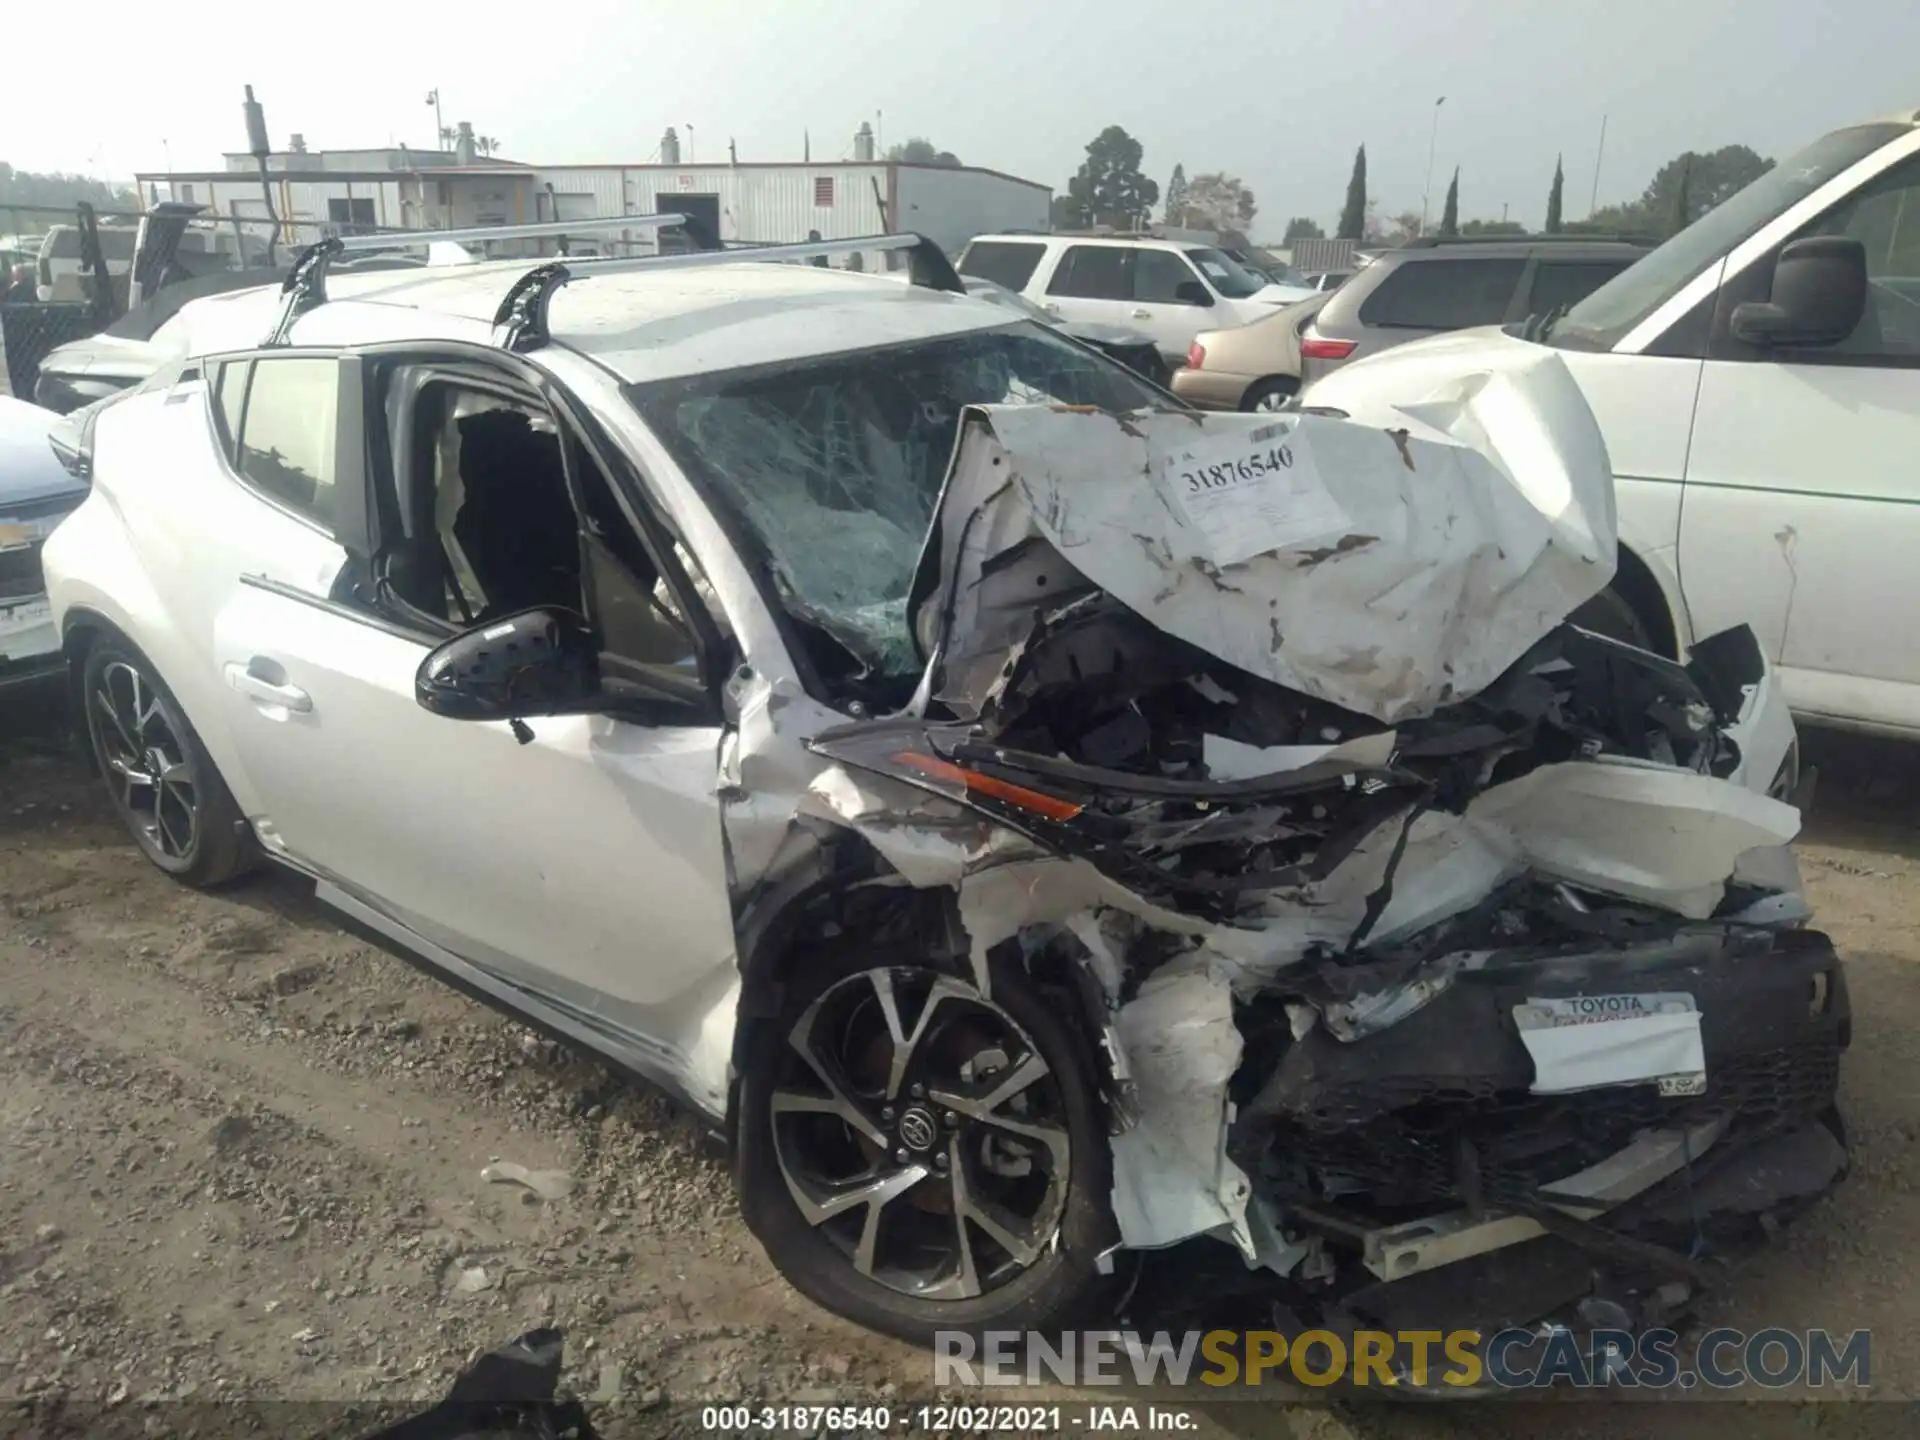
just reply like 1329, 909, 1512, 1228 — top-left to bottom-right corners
1268, 1041, 1841, 1213
0, 540, 47, 601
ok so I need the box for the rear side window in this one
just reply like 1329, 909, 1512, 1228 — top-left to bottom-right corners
1048, 245, 1130, 300
958, 240, 1046, 291
1525, 260, 1636, 319
1357, 257, 1527, 330
212, 356, 340, 531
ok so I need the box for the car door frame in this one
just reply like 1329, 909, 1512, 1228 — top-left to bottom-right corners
210, 336, 745, 1113
1675, 146, 1920, 726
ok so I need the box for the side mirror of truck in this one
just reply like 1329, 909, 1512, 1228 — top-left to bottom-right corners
1730, 236, 1867, 348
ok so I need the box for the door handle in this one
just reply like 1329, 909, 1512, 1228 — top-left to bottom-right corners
225, 660, 313, 713
1130, 308, 1152, 318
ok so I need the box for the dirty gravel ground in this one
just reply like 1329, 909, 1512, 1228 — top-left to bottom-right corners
3, 680, 1918, 1440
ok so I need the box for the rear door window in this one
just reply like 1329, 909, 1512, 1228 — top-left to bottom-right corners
1046, 245, 1131, 300
957, 240, 1047, 291
1525, 259, 1636, 319
214, 356, 341, 531
1357, 258, 1527, 329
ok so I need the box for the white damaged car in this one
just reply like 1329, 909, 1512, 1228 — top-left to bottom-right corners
40, 224, 1846, 1354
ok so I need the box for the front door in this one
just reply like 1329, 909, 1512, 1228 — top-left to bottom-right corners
207, 346, 741, 1103
1127, 248, 1221, 362
1679, 149, 1920, 728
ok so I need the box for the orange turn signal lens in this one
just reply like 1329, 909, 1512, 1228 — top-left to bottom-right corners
892, 751, 1085, 823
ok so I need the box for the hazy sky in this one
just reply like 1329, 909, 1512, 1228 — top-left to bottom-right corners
6, 0, 1917, 238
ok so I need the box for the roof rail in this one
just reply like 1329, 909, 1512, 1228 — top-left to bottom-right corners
263, 213, 707, 346
491, 232, 966, 352
1400, 232, 1658, 248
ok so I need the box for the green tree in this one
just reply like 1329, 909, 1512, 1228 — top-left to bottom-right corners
1666, 155, 1692, 237
1283, 215, 1324, 242
887, 137, 961, 167
1459, 218, 1526, 236
0, 163, 135, 211
1337, 146, 1368, 240
1061, 125, 1159, 229
1439, 168, 1460, 236
1164, 163, 1189, 223
1545, 154, 1565, 233
1644, 144, 1769, 231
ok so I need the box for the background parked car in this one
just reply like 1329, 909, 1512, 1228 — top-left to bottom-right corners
1296, 234, 1652, 387
960, 275, 1171, 386
1172, 290, 1331, 411
1299, 269, 1356, 292
1302, 106, 1920, 736
957, 233, 1313, 366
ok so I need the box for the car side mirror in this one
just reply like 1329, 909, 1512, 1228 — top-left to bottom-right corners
1174, 280, 1215, 307
1729, 236, 1867, 348
415, 607, 601, 722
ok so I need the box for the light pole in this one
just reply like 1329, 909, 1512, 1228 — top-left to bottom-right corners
1419, 96, 1447, 235
426, 89, 443, 150
686, 123, 695, 163
1589, 113, 1609, 215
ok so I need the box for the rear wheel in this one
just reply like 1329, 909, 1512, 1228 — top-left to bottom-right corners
1241, 377, 1298, 412
81, 640, 253, 887
736, 947, 1114, 1345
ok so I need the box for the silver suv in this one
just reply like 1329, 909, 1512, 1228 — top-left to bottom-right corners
1297, 235, 1651, 386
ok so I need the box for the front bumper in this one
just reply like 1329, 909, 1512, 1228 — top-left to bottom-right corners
1169, 365, 1256, 410
0, 595, 62, 687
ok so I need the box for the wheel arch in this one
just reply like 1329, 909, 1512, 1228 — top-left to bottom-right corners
1609, 542, 1684, 660
723, 831, 1121, 1144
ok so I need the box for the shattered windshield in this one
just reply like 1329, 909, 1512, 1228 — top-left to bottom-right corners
626, 322, 1165, 688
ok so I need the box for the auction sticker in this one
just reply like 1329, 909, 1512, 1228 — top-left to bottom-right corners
1156, 420, 1353, 567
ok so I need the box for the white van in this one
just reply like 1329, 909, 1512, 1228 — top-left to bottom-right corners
1302, 106, 1920, 738
957, 234, 1317, 366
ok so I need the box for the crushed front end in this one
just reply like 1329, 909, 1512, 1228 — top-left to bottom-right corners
727, 341, 1845, 1347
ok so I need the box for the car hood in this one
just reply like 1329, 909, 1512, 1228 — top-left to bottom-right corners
1250, 282, 1320, 305
906, 339, 1615, 725
0, 397, 83, 508
38, 330, 171, 382
1057, 321, 1157, 348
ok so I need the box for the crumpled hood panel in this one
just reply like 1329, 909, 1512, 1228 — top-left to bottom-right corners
913, 345, 1614, 725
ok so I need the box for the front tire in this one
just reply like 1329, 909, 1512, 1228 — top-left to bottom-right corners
80, 639, 253, 887
736, 946, 1114, 1346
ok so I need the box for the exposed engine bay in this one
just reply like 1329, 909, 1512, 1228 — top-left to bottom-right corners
719, 343, 1845, 1351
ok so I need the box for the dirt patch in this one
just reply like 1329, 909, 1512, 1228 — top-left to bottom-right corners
2, 692, 1917, 1435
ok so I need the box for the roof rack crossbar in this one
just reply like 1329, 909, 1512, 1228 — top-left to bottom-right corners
492, 232, 966, 353
263, 212, 701, 347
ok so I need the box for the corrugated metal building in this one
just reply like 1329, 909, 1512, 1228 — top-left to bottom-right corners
136, 148, 1050, 258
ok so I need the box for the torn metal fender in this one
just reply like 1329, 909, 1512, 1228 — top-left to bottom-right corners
912, 358, 1614, 725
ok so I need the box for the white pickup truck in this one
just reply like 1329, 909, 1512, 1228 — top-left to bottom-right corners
1304, 106, 1920, 738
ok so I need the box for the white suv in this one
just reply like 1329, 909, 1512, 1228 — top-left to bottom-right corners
1303, 105, 1920, 737
39, 217, 1843, 1350
958, 233, 1314, 365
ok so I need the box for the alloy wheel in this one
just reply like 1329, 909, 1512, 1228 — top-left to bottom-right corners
88, 660, 200, 861
768, 967, 1072, 1301
1252, 389, 1292, 412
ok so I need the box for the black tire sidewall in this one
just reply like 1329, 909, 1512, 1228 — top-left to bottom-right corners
81, 639, 248, 885
735, 945, 1115, 1346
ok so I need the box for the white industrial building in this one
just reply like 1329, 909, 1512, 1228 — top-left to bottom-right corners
134, 122, 1050, 258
